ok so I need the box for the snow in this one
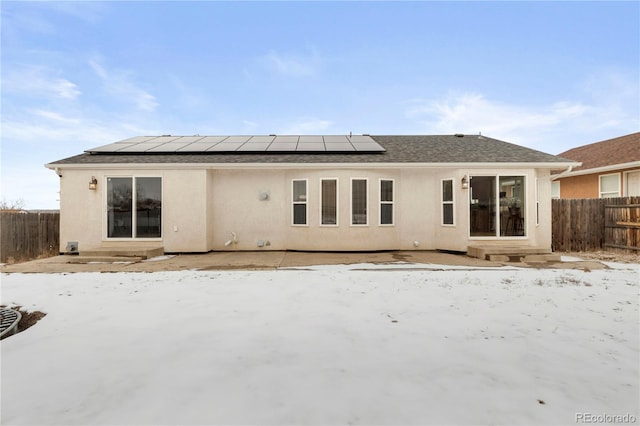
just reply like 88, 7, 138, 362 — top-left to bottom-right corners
1, 262, 638, 425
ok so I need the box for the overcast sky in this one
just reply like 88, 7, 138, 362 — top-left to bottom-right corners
1, 1, 638, 209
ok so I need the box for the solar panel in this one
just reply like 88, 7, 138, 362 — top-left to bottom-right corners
247, 136, 276, 143
273, 135, 299, 144
177, 142, 219, 152
148, 142, 193, 152
267, 143, 298, 151
118, 142, 165, 152
207, 142, 245, 151
323, 135, 349, 143
324, 142, 355, 151
298, 136, 323, 143
87, 135, 385, 153
174, 136, 206, 143
238, 142, 271, 151
296, 143, 325, 151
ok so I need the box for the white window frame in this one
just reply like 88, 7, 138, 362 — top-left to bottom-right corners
599, 173, 621, 198
291, 179, 308, 226
441, 178, 455, 226
624, 170, 640, 196
468, 174, 527, 240
350, 178, 369, 226
535, 178, 539, 226
550, 181, 560, 199
103, 175, 163, 241
379, 178, 394, 226
320, 178, 339, 226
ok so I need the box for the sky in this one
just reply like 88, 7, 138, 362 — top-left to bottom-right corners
1, 1, 638, 209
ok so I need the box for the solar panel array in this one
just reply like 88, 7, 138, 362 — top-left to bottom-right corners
86, 135, 386, 153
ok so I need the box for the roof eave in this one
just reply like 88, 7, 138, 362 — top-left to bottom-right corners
550, 161, 640, 179
46, 161, 580, 170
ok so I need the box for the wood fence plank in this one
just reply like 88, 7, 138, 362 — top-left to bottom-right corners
0, 212, 60, 263
552, 197, 639, 254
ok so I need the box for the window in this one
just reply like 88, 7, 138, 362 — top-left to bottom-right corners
626, 171, 640, 196
551, 181, 560, 199
292, 180, 307, 225
107, 177, 161, 238
351, 179, 368, 225
441, 179, 454, 225
535, 178, 540, 226
380, 179, 394, 225
599, 173, 620, 198
321, 179, 338, 225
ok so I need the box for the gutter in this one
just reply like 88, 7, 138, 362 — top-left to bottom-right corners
551, 160, 640, 179
550, 165, 575, 181
45, 161, 581, 171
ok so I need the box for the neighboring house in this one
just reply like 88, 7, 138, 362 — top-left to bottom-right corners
551, 132, 640, 199
46, 134, 576, 253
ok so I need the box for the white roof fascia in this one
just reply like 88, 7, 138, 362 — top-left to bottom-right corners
46, 161, 579, 171
550, 161, 640, 179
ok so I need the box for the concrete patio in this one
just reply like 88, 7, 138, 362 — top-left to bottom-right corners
0, 250, 608, 273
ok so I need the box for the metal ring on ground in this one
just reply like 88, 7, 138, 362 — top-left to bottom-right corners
0, 308, 22, 338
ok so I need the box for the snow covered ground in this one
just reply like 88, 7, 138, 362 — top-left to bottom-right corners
1, 262, 638, 425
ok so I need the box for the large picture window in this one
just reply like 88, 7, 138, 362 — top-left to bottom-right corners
292, 180, 307, 225
107, 177, 161, 238
380, 179, 394, 225
351, 179, 368, 225
321, 179, 338, 225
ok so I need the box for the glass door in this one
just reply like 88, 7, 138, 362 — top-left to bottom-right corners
107, 177, 162, 238
469, 176, 496, 237
107, 177, 133, 238
469, 175, 525, 237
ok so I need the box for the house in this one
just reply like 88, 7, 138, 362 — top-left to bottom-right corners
45, 134, 577, 254
551, 132, 640, 199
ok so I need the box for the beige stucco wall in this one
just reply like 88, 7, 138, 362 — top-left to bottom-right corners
59, 168, 209, 253
56, 165, 554, 253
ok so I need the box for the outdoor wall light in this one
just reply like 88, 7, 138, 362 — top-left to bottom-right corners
461, 175, 469, 189
89, 176, 98, 190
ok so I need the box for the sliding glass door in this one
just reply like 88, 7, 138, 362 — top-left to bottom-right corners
469, 175, 525, 237
107, 177, 162, 238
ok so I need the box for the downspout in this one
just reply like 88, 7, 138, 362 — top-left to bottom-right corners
550, 165, 574, 181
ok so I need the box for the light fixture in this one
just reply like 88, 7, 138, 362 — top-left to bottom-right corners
461, 175, 469, 189
89, 176, 98, 190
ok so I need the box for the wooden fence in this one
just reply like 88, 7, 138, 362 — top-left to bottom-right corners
0, 212, 60, 264
552, 197, 640, 253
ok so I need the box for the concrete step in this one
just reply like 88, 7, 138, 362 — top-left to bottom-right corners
467, 245, 555, 262
67, 256, 144, 264
79, 246, 164, 259
486, 253, 561, 262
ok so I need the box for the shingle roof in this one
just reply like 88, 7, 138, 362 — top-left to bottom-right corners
556, 132, 640, 172
48, 134, 574, 166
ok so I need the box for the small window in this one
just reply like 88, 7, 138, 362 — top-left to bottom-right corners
551, 181, 560, 199
380, 179, 394, 225
292, 179, 307, 225
599, 174, 620, 198
535, 178, 540, 226
442, 179, 454, 225
351, 179, 368, 225
321, 179, 338, 225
